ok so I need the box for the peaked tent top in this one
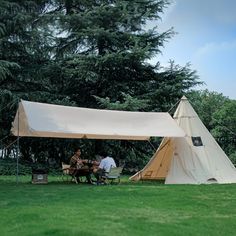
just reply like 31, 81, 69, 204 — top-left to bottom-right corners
11, 100, 185, 140
174, 95, 199, 119
181, 95, 188, 100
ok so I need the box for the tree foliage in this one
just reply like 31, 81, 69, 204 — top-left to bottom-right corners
212, 100, 236, 164
188, 90, 236, 164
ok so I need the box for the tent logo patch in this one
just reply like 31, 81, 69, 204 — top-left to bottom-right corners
192, 136, 203, 146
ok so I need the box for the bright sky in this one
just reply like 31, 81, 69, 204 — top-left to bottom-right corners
152, 0, 236, 99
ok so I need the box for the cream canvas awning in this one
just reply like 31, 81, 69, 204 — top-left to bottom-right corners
11, 100, 185, 140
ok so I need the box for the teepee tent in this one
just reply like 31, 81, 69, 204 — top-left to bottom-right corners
130, 96, 236, 184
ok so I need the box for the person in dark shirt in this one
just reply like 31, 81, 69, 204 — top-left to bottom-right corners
69, 148, 99, 184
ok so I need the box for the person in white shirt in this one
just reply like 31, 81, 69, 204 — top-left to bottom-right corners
99, 156, 116, 173
93, 152, 116, 183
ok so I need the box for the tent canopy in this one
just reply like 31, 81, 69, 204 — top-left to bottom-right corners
11, 100, 185, 140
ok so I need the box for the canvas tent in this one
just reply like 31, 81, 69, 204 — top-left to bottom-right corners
130, 96, 236, 184
11, 100, 185, 140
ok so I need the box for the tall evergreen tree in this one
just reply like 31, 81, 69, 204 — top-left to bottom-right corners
46, 0, 201, 168
0, 0, 68, 161
0, 0, 202, 169
52, 0, 200, 110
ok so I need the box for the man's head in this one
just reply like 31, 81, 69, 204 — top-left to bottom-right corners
99, 151, 107, 159
75, 148, 81, 156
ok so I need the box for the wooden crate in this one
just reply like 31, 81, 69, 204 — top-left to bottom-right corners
32, 173, 48, 184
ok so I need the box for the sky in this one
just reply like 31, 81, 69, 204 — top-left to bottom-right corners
151, 0, 236, 99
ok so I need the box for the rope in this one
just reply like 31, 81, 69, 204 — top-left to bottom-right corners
147, 140, 157, 151
167, 98, 181, 114
0, 97, 19, 113
169, 96, 236, 138
0, 133, 11, 143
2, 137, 20, 150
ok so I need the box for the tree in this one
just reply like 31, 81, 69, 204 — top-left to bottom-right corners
51, 1, 200, 168
187, 90, 229, 130
53, 1, 170, 106
0, 0, 202, 171
188, 90, 236, 164
0, 0, 73, 162
211, 99, 236, 164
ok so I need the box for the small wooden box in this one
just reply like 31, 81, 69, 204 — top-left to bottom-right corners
32, 173, 48, 184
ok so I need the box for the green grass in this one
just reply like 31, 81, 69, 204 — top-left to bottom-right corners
0, 175, 236, 236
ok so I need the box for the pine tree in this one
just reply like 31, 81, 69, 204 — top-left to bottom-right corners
52, 1, 178, 108
0, 0, 202, 168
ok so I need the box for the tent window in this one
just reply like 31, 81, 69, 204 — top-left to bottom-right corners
192, 137, 203, 146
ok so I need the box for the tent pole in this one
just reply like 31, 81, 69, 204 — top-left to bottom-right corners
16, 138, 19, 184
16, 101, 20, 184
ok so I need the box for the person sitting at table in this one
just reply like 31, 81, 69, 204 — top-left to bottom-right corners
69, 148, 97, 184
93, 151, 116, 184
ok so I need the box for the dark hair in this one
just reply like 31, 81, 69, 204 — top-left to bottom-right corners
99, 151, 107, 158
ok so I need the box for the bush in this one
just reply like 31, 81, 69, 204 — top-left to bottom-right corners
0, 158, 61, 175
0, 159, 31, 175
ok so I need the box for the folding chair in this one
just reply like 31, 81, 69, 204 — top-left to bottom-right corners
102, 166, 124, 184
61, 163, 77, 183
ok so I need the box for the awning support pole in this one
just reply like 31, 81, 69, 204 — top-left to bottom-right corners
16, 100, 20, 184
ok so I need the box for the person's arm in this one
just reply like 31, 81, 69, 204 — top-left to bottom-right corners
112, 158, 117, 167
81, 159, 88, 164
92, 160, 100, 166
70, 156, 77, 167
81, 159, 97, 166
98, 159, 105, 169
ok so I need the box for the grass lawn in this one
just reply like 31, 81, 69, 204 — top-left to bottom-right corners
0, 175, 236, 236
